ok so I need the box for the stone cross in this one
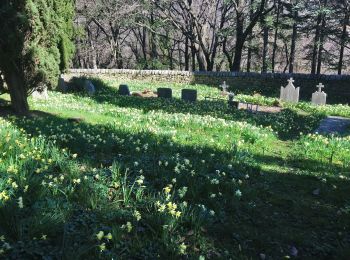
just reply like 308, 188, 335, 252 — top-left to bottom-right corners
312, 83, 327, 106
288, 78, 295, 85
317, 83, 324, 92
220, 81, 229, 93
280, 78, 300, 103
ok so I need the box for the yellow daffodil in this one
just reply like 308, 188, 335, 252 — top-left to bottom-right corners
96, 231, 104, 240
105, 233, 112, 240
99, 243, 106, 252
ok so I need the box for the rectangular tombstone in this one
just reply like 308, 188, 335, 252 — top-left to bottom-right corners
58, 77, 68, 93
118, 84, 130, 96
312, 92, 327, 105
32, 87, 49, 100
157, 88, 172, 99
228, 93, 239, 108
181, 89, 197, 102
311, 83, 327, 105
84, 80, 96, 96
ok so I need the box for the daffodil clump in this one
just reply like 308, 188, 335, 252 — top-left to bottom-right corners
296, 133, 350, 167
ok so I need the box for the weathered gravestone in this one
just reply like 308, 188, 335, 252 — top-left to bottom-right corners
58, 77, 69, 93
311, 83, 327, 106
228, 92, 239, 108
84, 80, 96, 96
157, 88, 172, 99
280, 78, 300, 103
220, 81, 229, 93
118, 84, 130, 96
32, 87, 49, 100
182, 89, 197, 102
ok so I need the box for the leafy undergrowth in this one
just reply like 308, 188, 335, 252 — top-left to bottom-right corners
0, 80, 350, 259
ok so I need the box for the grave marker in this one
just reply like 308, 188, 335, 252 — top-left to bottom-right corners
84, 80, 96, 96
311, 83, 327, 106
58, 77, 68, 93
32, 87, 49, 100
228, 92, 239, 108
280, 78, 300, 103
118, 84, 130, 96
182, 89, 197, 102
157, 88, 172, 99
220, 81, 229, 93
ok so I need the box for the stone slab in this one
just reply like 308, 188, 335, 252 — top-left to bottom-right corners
315, 116, 350, 135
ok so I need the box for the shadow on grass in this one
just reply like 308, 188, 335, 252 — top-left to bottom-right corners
2, 111, 349, 258
65, 78, 323, 140
254, 153, 350, 176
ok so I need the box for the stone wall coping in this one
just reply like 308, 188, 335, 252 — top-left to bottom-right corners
68, 69, 350, 81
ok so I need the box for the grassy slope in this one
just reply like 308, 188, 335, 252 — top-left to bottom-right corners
0, 80, 349, 259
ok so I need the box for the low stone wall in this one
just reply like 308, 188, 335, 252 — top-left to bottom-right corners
66, 69, 350, 104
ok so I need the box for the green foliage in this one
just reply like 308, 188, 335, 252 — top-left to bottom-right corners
0, 0, 75, 92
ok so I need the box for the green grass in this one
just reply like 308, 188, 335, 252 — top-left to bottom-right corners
0, 79, 350, 259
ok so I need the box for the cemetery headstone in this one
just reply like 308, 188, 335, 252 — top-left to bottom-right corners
220, 81, 229, 93
228, 92, 239, 108
280, 78, 300, 103
157, 88, 172, 99
118, 84, 130, 96
246, 103, 259, 113
181, 89, 197, 102
311, 83, 327, 106
32, 87, 49, 100
58, 77, 68, 92
84, 80, 96, 96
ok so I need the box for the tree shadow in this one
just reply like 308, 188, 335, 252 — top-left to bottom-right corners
254, 153, 349, 176
3, 111, 350, 258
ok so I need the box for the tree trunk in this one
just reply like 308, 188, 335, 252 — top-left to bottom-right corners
247, 44, 252, 72
141, 27, 148, 69
261, 0, 269, 73
223, 39, 233, 71
289, 9, 298, 73
150, 12, 158, 64
169, 47, 174, 70
232, 13, 245, 72
262, 25, 269, 72
247, 0, 254, 72
185, 36, 190, 71
272, 0, 281, 73
178, 41, 183, 70
338, 11, 349, 75
196, 48, 206, 71
191, 41, 196, 71
317, 0, 328, 75
5, 69, 29, 114
117, 48, 123, 69
283, 41, 290, 73
311, 12, 322, 74
76, 46, 85, 69
232, 41, 244, 72
87, 25, 97, 69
